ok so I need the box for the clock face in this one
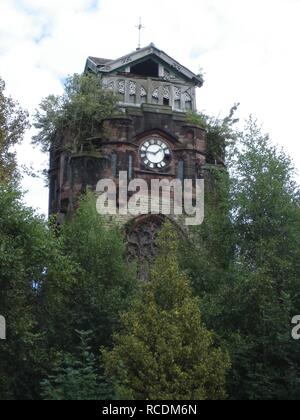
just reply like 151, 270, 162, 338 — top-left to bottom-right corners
140, 139, 171, 170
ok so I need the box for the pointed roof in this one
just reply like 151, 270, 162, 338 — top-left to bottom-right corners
85, 43, 203, 87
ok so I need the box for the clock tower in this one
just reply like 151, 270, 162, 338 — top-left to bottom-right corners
49, 44, 222, 272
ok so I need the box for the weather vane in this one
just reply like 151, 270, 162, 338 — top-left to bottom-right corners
135, 17, 145, 50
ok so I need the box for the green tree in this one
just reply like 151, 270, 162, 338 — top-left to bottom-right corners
180, 166, 234, 297
33, 73, 118, 153
40, 193, 138, 355
187, 103, 239, 163
103, 223, 230, 400
230, 117, 300, 279
41, 331, 113, 400
226, 118, 300, 400
0, 77, 29, 182
197, 118, 300, 400
0, 184, 75, 400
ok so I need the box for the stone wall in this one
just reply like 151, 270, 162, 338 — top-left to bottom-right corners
49, 103, 207, 224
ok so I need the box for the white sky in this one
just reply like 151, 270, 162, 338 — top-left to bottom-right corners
1, 0, 300, 215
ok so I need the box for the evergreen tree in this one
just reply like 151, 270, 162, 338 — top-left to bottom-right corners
41, 331, 113, 400
103, 223, 230, 400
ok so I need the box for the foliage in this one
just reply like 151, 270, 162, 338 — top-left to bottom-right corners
40, 193, 138, 354
0, 77, 29, 182
229, 116, 300, 274
180, 166, 234, 296
33, 73, 118, 153
187, 104, 239, 163
0, 186, 137, 400
225, 118, 300, 399
41, 331, 113, 400
181, 117, 300, 400
103, 223, 230, 400
2, 73, 300, 401
0, 183, 74, 400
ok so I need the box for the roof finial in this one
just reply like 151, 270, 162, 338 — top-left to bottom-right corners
135, 17, 145, 50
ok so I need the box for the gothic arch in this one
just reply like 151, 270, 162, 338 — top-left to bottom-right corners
133, 128, 180, 146
126, 214, 185, 280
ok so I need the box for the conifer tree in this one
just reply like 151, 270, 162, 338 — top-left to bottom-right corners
103, 223, 230, 400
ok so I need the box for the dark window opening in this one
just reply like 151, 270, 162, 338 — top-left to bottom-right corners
128, 155, 133, 180
163, 98, 170, 106
111, 153, 117, 177
177, 160, 184, 181
130, 59, 159, 77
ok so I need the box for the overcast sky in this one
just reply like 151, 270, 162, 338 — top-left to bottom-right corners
1, 0, 300, 215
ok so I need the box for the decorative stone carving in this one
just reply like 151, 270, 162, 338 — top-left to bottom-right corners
163, 86, 170, 100
122, 56, 133, 64
129, 81, 136, 96
163, 68, 171, 81
152, 88, 159, 99
172, 62, 182, 72
118, 80, 125, 94
174, 87, 181, 100
140, 86, 147, 97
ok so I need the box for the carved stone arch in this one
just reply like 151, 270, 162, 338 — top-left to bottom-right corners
152, 87, 159, 104
140, 85, 147, 97
163, 86, 170, 99
117, 79, 125, 101
126, 214, 185, 280
133, 128, 180, 147
118, 79, 125, 94
140, 85, 147, 104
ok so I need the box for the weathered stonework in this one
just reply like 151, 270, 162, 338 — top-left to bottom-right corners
49, 105, 206, 220
49, 44, 223, 271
